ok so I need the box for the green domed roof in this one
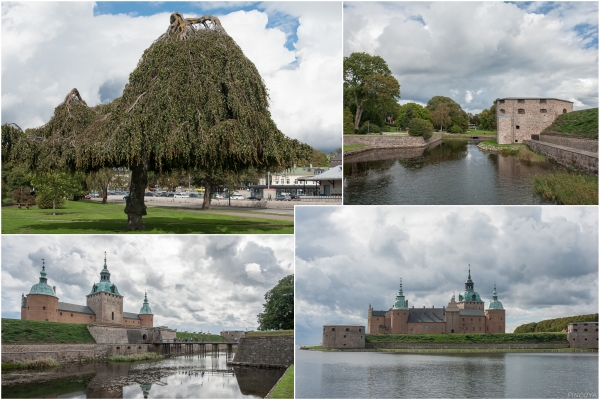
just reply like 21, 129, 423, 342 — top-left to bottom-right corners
487, 285, 504, 310
89, 254, 121, 296
392, 278, 408, 310
458, 266, 482, 302
29, 260, 57, 297
139, 291, 153, 315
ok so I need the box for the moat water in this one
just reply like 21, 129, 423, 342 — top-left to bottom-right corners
2, 353, 284, 399
296, 348, 598, 398
343, 139, 557, 205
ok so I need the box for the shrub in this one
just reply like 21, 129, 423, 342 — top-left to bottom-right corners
408, 118, 434, 140
36, 193, 65, 209
358, 122, 381, 134
343, 108, 355, 135
449, 124, 463, 134
11, 188, 36, 205
2, 198, 16, 206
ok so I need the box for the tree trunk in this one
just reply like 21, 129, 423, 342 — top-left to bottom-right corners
52, 198, 56, 216
202, 179, 212, 210
102, 186, 108, 204
125, 161, 148, 230
353, 93, 366, 130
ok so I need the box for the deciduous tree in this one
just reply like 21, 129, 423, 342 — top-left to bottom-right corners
257, 274, 294, 331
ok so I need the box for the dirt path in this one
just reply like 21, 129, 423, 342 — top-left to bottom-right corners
148, 206, 294, 222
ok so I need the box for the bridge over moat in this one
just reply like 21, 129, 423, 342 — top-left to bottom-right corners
156, 341, 235, 357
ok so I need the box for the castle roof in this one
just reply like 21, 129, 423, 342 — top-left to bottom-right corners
498, 97, 573, 103
407, 308, 445, 323
58, 302, 94, 314
371, 310, 387, 317
458, 266, 482, 303
139, 291, 153, 315
89, 253, 121, 296
123, 312, 141, 320
459, 309, 486, 317
28, 259, 57, 297
487, 284, 504, 310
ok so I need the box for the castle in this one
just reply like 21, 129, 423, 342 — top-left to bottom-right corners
21, 254, 154, 328
496, 97, 573, 144
367, 268, 505, 334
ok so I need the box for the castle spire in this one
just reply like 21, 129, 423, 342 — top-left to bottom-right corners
139, 290, 153, 314
100, 252, 111, 282
392, 278, 408, 310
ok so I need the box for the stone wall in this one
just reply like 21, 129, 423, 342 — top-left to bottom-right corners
365, 342, 568, 349
87, 292, 123, 324
230, 335, 293, 367
1, 343, 154, 363
87, 324, 130, 344
539, 135, 598, 153
22, 294, 58, 322
344, 133, 442, 149
57, 310, 95, 324
322, 325, 365, 348
525, 140, 598, 174
568, 322, 599, 348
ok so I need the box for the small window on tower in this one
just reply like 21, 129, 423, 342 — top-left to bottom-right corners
518, 109, 525, 114
43, 306, 46, 310
540, 99, 547, 104
540, 109, 547, 113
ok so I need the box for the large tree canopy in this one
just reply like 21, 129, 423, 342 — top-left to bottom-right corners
257, 274, 294, 331
426, 96, 469, 132
396, 103, 432, 129
343, 52, 400, 130
2, 13, 312, 229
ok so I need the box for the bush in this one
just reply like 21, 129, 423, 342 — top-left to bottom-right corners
343, 108, 355, 135
408, 118, 434, 140
449, 124, 463, 134
2, 198, 16, 206
36, 193, 65, 209
11, 188, 36, 205
358, 122, 381, 134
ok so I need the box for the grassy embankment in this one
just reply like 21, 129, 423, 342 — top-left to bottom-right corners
267, 365, 294, 399
463, 129, 497, 135
365, 332, 567, 344
542, 108, 598, 139
246, 330, 294, 337
343, 144, 366, 152
175, 332, 227, 342
514, 313, 598, 333
1, 319, 96, 370
1, 318, 96, 344
1, 200, 293, 234
108, 353, 163, 362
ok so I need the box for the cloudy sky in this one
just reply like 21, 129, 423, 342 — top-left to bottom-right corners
1, 1, 342, 152
344, 1, 598, 114
295, 206, 598, 344
2, 235, 293, 334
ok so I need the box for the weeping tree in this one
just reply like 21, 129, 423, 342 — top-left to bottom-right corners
2, 13, 312, 230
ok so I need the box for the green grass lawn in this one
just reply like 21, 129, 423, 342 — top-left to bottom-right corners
343, 144, 366, 152
533, 170, 598, 205
543, 108, 598, 138
463, 129, 497, 135
1, 201, 293, 234
267, 365, 294, 399
2, 319, 96, 344
366, 332, 568, 344
246, 330, 294, 337
176, 332, 227, 342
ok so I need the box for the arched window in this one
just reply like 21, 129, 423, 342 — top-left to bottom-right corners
563, 109, 567, 114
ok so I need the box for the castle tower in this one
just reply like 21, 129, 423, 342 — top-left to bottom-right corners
138, 291, 154, 328
445, 293, 460, 334
485, 284, 506, 333
390, 279, 409, 334
457, 265, 484, 310
86, 253, 123, 324
22, 259, 59, 322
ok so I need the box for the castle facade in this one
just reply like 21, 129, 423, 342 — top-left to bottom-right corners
367, 269, 505, 334
496, 97, 573, 144
21, 255, 154, 328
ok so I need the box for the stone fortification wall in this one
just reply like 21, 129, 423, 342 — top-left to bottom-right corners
539, 135, 598, 153
344, 133, 442, 148
57, 310, 95, 324
365, 342, 567, 349
568, 323, 599, 348
323, 325, 365, 348
525, 140, 598, 174
1, 343, 154, 363
231, 335, 293, 367
87, 324, 130, 344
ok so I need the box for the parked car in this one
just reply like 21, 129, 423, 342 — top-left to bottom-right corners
189, 193, 200, 198
123, 195, 129, 200
84, 195, 91, 200
144, 192, 156, 197
276, 195, 291, 201
174, 193, 189, 198
167, 193, 175, 198
230, 195, 244, 200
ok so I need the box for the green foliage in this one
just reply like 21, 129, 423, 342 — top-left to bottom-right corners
448, 124, 463, 134
343, 144, 366, 152
343, 107, 355, 135
408, 118, 434, 140
246, 330, 294, 337
257, 275, 294, 331
310, 149, 329, 166
358, 122, 380, 134
109, 353, 163, 362
514, 314, 598, 333
1, 162, 32, 200
475, 101, 497, 131
427, 96, 468, 132
542, 108, 598, 138
1, 319, 96, 344
2, 358, 61, 371
176, 332, 227, 342
343, 52, 400, 130
11, 188, 36, 205
518, 148, 547, 164
1, 200, 293, 234
267, 365, 294, 399
396, 103, 432, 129
366, 333, 568, 344
533, 171, 598, 205
86, 168, 116, 202
2, 198, 16, 206
36, 193, 65, 209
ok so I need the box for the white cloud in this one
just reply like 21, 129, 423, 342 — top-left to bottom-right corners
344, 1, 598, 114
1, 2, 342, 151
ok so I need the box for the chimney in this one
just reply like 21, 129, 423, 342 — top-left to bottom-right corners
53, 286, 56, 295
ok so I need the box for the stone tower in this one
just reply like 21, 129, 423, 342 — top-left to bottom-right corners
457, 266, 484, 311
390, 279, 409, 334
139, 291, 154, 328
86, 253, 123, 324
21, 259, 58, 322
485, 284, 506, 333
445, 294, 460, 334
